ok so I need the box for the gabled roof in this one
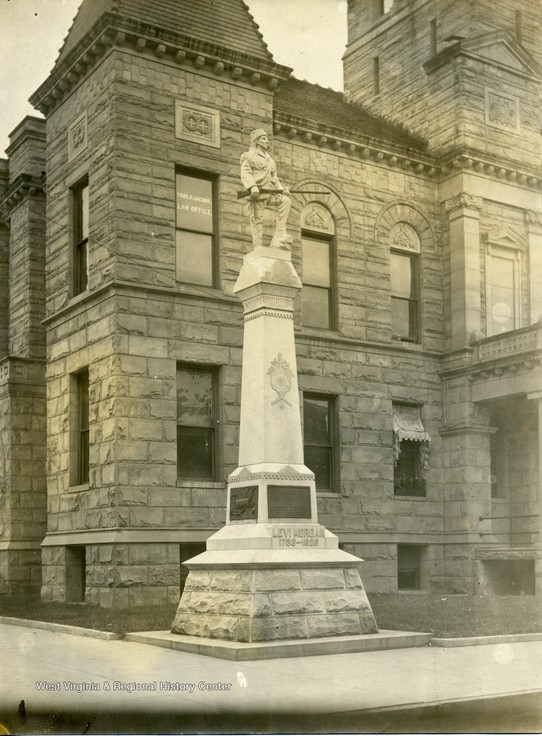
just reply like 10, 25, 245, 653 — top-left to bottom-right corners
274, 78, 427, 153
56, 0, 273, 65
425, 30, 542, 79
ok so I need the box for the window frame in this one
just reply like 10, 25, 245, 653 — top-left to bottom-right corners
397, 544, 424, 591
175, 168, 218, 288
391, 248, 420, 343
394, 438, 426, 497
69, 368, 90, 488
303, 392, 339, 494
72, 178, 89, 295
176, 363, 219, 481
301, 231, 336, 331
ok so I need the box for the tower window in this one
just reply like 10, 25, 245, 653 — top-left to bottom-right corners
72, 179, 89, 295
177, 365, 217, 480
175, 171, 217, 287
373, 57, 380, 95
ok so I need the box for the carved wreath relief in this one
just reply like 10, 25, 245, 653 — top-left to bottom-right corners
268, 353, 293, 408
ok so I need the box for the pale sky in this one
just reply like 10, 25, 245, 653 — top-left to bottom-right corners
0, 0, 347, 154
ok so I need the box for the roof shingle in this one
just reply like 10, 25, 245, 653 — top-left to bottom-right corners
57, 0, 273, 64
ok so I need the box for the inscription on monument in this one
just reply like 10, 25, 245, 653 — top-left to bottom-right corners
271, 525, 325, 548
267, 486, 311, 519
229, 486, 258, 521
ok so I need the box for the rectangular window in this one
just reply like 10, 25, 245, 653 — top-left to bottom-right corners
66, 546, 86, 603
175, 171, 216, 287
394, 439, 426, 497
303, 394, 337, 493
177, 365, 217, 480
393, 404, 430, 497
486, 248, 520, 336
73, 180, 89, 295
77, 370, 89, 485
302, 235, 333, 330
391, 251, 419, 342
373, 56, 380, 95
429, 19, 438, 55
397, 545, 423, 590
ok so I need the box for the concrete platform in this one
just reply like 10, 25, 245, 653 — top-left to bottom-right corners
125, 628, 432, 659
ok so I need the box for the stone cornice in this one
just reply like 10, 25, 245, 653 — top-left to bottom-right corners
439, 152, 542, 191
0, 173, 45, 222
30, 13, 292, 115
272, 116, 542, 191
273, 113, 437, 174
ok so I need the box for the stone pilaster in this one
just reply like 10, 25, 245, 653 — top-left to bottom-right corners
525, 211, 542, 324
445, 193, 483, 350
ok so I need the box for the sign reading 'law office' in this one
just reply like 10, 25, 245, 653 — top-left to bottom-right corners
176, 174, 213, 234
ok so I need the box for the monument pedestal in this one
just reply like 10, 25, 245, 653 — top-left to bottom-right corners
172, 247, 378, 643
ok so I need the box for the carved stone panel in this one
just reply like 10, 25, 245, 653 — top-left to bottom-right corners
485, 89, 520, 133
175, 101, 221, 148
68, 112, 88, 162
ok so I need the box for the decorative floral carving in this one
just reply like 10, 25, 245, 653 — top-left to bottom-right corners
175, 101, 220, 148
183, 111, 212, 138
390, 222, 420, 253
268, 353, 293, 408
445, 193, 483, 214
486, 91, 518, 130
302, 204, 333, 234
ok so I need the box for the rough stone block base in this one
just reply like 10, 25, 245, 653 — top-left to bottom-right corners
171, 566, 378, 642
0, 547, 42, 596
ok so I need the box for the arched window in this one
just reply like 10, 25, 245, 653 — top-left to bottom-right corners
301, 204, 335, 330
390, 223, 421, 342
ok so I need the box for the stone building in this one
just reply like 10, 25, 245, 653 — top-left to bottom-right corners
0, 0, 540, 606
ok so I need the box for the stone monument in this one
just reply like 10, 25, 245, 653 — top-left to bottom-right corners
171, 131, 378, 645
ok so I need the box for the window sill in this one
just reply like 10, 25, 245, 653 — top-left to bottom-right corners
316, 491, 341, 497
397, 589, 426, 594
68, 483, 89, 493
176, 283, 236, 302
393, 494, 427, 500
391, 339, 423, 351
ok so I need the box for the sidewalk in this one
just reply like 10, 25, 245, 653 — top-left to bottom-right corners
1, 619, 541, 733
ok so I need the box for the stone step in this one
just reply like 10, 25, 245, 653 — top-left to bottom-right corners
125, 629, 432, 660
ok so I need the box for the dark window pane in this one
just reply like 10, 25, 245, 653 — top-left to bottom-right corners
80, 184, 89, 240
304, 445, 331, 491
398, 545, 421, 590
78, 371, 89, 484
304, 397, 330, 445
79, 431, 89, 484
398, 569, 419, 590
302, 285, 330, 329
391, 297, 418, 341
176, 231, 213, 286
302, 238, 330, 287
176, 174, 214, 233
76, 241, 88, 293
177, 426, 214, 479
177, 369, 213, 427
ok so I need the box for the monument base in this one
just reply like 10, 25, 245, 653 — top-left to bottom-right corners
171, 548, 378, 642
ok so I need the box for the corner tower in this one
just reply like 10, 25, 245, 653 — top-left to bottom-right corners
344, 0, 542, 165
30, 0, 291, 606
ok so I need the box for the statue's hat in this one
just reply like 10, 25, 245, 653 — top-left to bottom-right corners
250, 128, 268, 145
